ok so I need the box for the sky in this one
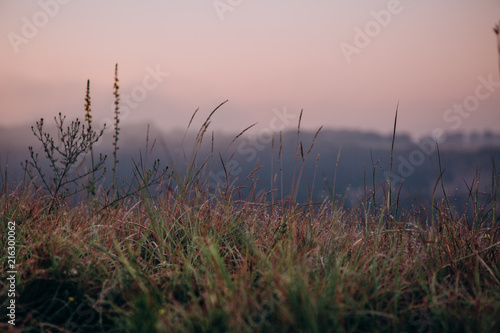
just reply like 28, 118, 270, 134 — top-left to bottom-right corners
1, 0, 499, 140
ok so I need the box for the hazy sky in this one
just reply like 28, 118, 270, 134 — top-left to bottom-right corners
1, 0, 499, 139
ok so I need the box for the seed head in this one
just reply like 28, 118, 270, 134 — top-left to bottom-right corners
84, 80, 92, 129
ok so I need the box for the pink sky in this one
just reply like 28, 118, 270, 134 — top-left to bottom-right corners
1, 0, 499, 139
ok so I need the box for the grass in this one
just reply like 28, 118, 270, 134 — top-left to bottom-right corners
1, 126, 499, 332
1, 67, 499, 332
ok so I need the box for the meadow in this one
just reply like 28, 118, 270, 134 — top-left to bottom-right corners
1, 69, 499, 333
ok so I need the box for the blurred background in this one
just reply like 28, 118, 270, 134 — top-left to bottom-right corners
1, 0, 499, 137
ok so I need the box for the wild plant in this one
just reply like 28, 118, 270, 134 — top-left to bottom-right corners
22, 112, 106, 206
84, 79, 97, 197
21, 65, 170, 211
112, 63, 120, 197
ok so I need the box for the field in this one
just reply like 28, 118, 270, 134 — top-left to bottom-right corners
1, 120, 499, 333
1, 72, 499, 332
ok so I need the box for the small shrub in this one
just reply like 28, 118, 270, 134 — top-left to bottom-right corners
22, 113, 106, 206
